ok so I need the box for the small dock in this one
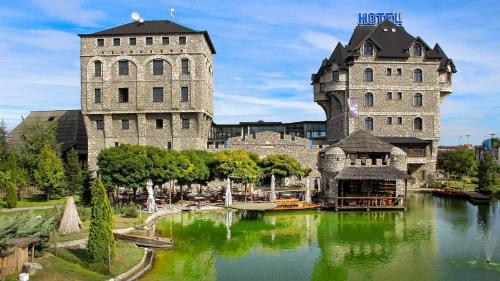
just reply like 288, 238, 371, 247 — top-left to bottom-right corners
465, 192, 491, 205
230, 202, 278, 211
114, 232, 173, 248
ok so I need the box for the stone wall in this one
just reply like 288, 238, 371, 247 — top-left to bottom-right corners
81, 32, 214, 170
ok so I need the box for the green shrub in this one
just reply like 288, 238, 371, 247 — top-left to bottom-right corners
5, 181, 17, 208
122, 204, 139, 218
78, 206, 91, 222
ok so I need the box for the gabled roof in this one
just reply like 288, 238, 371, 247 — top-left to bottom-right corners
332, 130, 394, 153
79, 20, 216, 54
7, 110, 87, 155
328, 42, 349, 70
431, 43, 457, 73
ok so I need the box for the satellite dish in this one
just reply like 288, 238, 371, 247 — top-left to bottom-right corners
139, 18, 144, 23
131, 12, 140, 22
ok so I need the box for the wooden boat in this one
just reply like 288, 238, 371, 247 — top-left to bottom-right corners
270, 198, 321, 211
114, 232, 173, 248
432, 188, 468, 198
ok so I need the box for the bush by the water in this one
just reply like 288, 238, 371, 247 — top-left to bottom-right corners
114, 203, 139, 218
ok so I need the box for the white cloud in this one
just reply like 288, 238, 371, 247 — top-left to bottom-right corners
32, 0, 105, 26
301, 31, 341, 51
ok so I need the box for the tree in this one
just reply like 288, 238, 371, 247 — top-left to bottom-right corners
34, 144, 65, 200
444, 148, 477, 190
81, 170, 94, 206
0, 171, 17, 208
97, 144, 150, 200
178, 150, 213, 199
211, 150, 263, 184
258, 154, 311, 185
16, 120, 61, 182
477, 155, 498, 193
65, 148, 84, 195
87, 178, 114, 264
0, 119, 7, 158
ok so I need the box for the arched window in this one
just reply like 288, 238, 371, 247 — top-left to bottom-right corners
364, 42, 373, 56
414, 117, 423, 131
364, 92, 373, 107
414, 69, 422, 82
365, 117, 373, 131
413, 93, 423, 107
364, 68, 373, 82
94, 61, 102, 77
413, 43, 422, 57
181, 58, 190, 75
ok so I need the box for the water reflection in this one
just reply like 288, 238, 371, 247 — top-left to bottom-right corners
141, 194, 500, 281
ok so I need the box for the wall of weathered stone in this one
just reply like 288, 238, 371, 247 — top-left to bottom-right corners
81, 32, 214, 170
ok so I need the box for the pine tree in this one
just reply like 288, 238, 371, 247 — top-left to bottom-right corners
0, 119, 7, 158
81, 171, 93, 206
65, 148, 84, 195
87, 178, 114, 264
34, 144, 65, 200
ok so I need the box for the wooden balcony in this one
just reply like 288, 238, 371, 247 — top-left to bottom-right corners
335, 196, 406, 210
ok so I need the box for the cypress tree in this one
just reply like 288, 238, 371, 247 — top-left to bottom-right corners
5, 180, 17, 208
65, 148, 84, 195
87, 178, 114, 264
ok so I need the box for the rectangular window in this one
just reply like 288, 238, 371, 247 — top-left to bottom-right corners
396, 68, 402, 76
115, 142, 119, 147
181, 115, 189, 129
94, 88, 102, 103
153, 87, 164, 102
153, 60, 163, 75
387, 92, 392, 100
397, 117, 403, 125
122, 118, 129, 130
113, 38, 120, 46
119, 60, 129, 75
162, 36, 169, 45
146, 37, 153, 45
386, 68, 392, 76
94, 61, 102, 77
179, 36, 187, 44
96, 119, 104, 130
397, 92, 402, 99
181, 86, 189, 102
129, 37, 136, 45
387, 116, 392, 125
156, 119, 164, 129
332, 71, 339, 82
167, 142, 172, 149
118, 88, 129, 103
97, 38, 104, 46
181, 59, 189, 74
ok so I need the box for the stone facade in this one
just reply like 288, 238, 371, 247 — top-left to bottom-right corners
80, 24, 215, 170
312, 22, 455, 187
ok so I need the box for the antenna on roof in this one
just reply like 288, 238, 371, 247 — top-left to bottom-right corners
131, 12, 140, 22
170, 8, 175, 20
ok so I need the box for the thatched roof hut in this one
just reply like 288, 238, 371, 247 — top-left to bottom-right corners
59, 196, 83, 235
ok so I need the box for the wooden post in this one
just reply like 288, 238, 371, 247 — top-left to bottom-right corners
107, 244, 112, 275
53, 230, 57, 256
169, 181, 172, 209
31, 243, 35, 262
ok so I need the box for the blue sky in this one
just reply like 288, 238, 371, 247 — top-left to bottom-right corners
0, 0, 498, 145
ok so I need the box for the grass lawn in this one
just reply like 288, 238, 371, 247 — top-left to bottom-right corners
6, 240, 144, 281
0, 194, 80, 208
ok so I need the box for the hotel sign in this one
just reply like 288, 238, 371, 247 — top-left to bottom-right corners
358, 13, 402, 26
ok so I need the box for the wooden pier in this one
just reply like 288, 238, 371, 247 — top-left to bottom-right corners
465, 192, 491, 205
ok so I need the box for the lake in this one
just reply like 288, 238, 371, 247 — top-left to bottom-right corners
141, 193, 500, 281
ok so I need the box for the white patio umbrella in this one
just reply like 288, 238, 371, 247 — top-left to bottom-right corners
225, 178, 233, 207
146, 179, 157, 213
305, 178, 312, 205
270, 174, 277, 202
225, 211, 233, 240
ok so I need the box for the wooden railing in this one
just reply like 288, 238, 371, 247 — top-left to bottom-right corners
336, 196, 405, 208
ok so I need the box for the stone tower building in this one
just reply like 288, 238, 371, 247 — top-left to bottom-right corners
79, 20, 216, 170
312, 20, 456, 186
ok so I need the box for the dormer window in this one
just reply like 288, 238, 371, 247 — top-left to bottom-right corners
364, 42, 373, 56
413, 43, 422, 57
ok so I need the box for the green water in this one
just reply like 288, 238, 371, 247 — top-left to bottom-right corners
141, 193, 500, 281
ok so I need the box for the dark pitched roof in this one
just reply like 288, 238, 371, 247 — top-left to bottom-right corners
381, 137, 432, 145
432, 43, 457, 73
79, 20, 216, 54
335, 166, 413, 180
332, 130, 394, 153
328, 42, 348, 69
7, 110, 87, 155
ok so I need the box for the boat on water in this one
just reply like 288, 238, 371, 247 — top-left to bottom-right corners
432, 188, 468, 198
271, 198, 321, 211
114, 232, 173, 248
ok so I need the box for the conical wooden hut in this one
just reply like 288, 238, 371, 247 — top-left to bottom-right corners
59, 196, 83, 235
